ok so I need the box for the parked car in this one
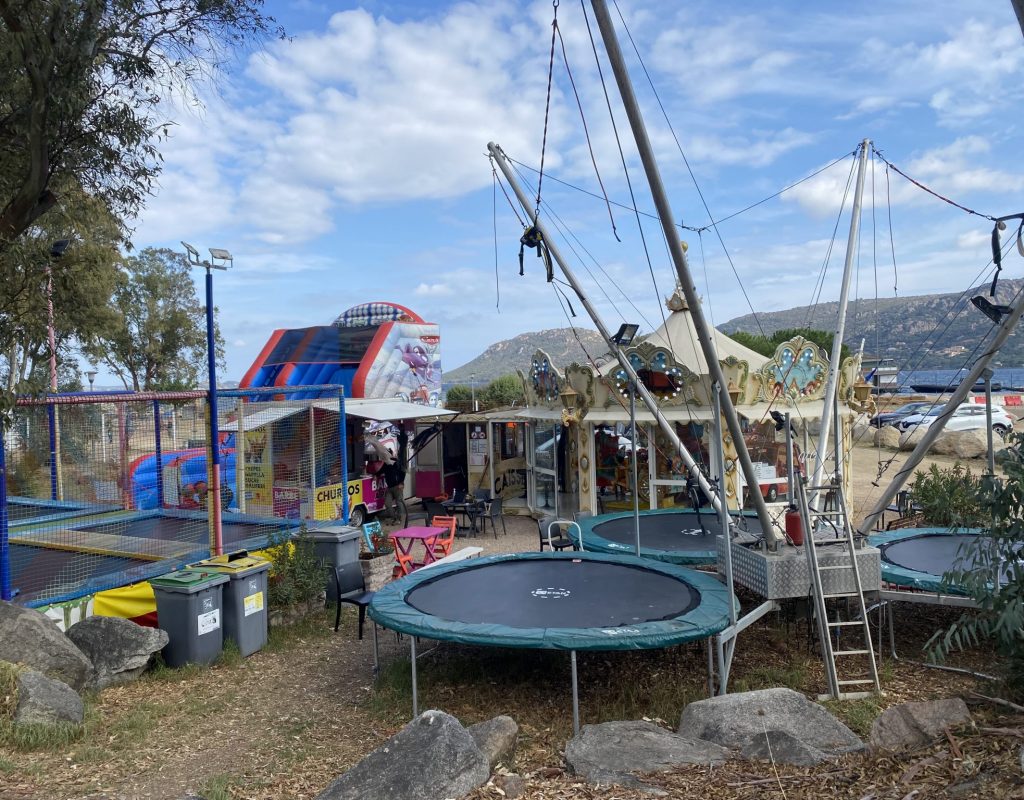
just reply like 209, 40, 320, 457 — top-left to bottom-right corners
869, 401, 935, 428
898, 403, 1016, 436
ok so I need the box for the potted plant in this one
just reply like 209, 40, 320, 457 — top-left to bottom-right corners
359, 525, 396, 591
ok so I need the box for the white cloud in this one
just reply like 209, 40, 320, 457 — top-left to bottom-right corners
414, 282, 455, 297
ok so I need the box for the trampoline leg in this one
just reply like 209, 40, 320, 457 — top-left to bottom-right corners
716, 635, 728, 696
706, 639, 715, 696
410, 636, 418, 718
570, 650, 580, 736
372, 622, 379, 676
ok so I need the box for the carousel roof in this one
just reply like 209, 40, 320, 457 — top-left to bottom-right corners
599, 287, 768, 377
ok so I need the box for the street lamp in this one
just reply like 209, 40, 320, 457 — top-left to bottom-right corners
181, 241, 232, 555
85, 370, 97, 391
470, 373, 477, 412
611, 322, 641, 555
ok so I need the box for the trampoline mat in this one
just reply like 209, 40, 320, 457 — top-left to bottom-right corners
9, 543, 148, 601
7, 501, 75, 522
69, 516, 279, 546
880, 533, 1007, 581
406, 558, 699, 629
592, 511, 762, 552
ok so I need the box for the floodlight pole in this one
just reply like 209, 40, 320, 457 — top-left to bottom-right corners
183, 242, 230, 555
588, 0, 778, 544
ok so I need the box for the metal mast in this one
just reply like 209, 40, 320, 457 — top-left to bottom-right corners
588, 0, 778, 543
810, 140, 870, 507
488, 143, 725, 515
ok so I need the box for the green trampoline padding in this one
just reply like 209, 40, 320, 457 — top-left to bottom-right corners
868, 527, 986, 595
369, 551, 734, 651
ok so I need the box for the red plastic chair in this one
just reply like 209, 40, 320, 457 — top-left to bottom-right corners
429, 516, 458, 558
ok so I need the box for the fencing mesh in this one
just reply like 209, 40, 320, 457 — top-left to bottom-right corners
2, 387, 347, 607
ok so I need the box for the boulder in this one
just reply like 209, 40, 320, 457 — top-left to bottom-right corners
565, 720, 729, 791
14, 669, 84, 726
315, 710, 489, 800
467, 715, 518, 771
678, 688, 864, 765
874, 426, 901, 450
0, 601, 92, 692
932, 429, 988, 459
66, 616, 168, 690
869, 698, 972, 751
898, 427, 927, 451
740, 729, 831, 767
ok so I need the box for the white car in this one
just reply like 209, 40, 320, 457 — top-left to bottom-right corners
898, 403, 1016, 436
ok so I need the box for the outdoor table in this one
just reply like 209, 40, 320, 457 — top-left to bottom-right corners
441, 499, 484, 535
390, 526, 446, 572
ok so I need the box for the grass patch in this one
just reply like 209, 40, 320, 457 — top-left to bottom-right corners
265, 609, 332, 652
202, 773, 238, 800
823, 695, 884, 738
0, 754, 18, 773
217, 639, 243, 668
730, 656, 812, 693
0, 719, 84, 751
0, 661, 19, 722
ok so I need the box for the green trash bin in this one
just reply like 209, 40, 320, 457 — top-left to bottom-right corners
191, 550, 270, 657
151, 569, 230, 668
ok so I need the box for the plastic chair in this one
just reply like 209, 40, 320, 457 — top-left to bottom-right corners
429, 515, 458, 557
333, 562, 375, 639
483, 497, 507, 539
361, 520, 383, 552
394, 549, 416, 577
538, 515, 576, 551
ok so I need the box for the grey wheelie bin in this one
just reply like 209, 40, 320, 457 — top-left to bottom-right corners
191, 550, 270, 657
151, 569, 230, 667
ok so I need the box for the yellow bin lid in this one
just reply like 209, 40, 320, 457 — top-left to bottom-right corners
190, 549, 269, 576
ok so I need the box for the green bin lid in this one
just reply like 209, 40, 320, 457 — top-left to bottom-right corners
191, 549, 269, 576
151, 569, 229, 593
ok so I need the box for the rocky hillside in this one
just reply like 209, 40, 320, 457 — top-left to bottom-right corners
446, 279, 1024, 385
720, 279, 1024, 368
446, 327, 606, 384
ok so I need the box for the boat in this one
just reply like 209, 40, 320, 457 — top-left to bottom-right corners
908, 379, 1001, 393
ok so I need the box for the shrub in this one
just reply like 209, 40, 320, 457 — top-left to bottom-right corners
928, 432, 1024, 698
911, 462, 985, 528
264, 526, 327, 609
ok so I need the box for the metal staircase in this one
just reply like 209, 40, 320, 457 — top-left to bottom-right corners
795, 476, 880, 700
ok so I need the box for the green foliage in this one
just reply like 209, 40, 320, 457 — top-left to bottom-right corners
928, 432, 1024, 697
0, 1, 281, 248
481, 374, 525, 408
912, 463, 985, 528
81, 247, 225, 391
445, 385, 472, 406
264, 528, 328, 610
729, 327, 851, 362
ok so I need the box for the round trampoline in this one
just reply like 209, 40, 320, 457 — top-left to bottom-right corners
570, 508, 764, 565
369, 551, 734, 732
868, 527, 1003, 594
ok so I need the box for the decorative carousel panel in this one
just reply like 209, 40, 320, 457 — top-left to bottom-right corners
760, 337, 828, 400
610, 344, 700, 405
529, 350, 563, 405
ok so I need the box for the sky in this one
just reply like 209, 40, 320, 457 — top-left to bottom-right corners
111, 0, 1024, 385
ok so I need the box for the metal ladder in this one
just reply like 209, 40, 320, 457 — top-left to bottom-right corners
795, 476, 880, 700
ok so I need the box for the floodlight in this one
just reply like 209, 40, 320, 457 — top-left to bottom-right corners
50, 239, 71, 259
181, 241, 200, 260
611, 323, 640, 346
209, 247, 232, 261
971, 295, 1012, 325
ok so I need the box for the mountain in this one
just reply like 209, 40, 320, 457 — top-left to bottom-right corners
445, 327, 606, 384
446, 279, 1024, 385
719, 279, 1024, 369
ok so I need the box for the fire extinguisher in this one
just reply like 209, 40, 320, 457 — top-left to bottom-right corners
785, 505, 804, 546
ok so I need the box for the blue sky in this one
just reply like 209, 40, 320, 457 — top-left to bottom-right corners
116, 0, 1024, 385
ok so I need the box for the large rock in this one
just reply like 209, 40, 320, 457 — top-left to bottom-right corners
678, 688, 864, 765
315, 710, 490, 800
932, 429, 988, 459
66, 616, 168, 690
740, 729, 831, 767
467, 715, 518, 771
869, 698, 972, 751
566, 720, 730, 791
899, 427, 928, 451
0, 601, 92, 692
874, 426, 901, 450
14, 669, 84, 726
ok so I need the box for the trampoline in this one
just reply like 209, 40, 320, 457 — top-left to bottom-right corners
5, 496, 114, 526
6, 509, 303, 607
868, 527, 1003, 595
369, 551, 733, 731
570, 508, 764, 565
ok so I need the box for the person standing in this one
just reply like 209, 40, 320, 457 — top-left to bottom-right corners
380, 457, 406, 524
